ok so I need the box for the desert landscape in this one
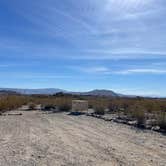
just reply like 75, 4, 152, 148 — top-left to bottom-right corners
0, 108, 166, 166
1, 0, 166, 165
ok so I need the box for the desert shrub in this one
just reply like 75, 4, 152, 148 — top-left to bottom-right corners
59, 104, 71, 111
156, 112, 166, 130
88, 104, 93, 109
134, 110, 146, 127
89, 98, 106, 115
0, 98, 7, 112
56, 98, 71, 112
89, 98, 109, 110
128, 103, 146, 127
28, 103, 36, 110
94, 105, 105, 115
108, 103, 116, 112
108, 102, 120, 112
0, 95, 29, 112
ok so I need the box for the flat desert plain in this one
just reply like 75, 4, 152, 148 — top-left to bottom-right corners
0, 110, 165, 166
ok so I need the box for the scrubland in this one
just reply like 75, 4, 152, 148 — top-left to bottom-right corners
0, 93, 166, 165
0, 94, 166, 131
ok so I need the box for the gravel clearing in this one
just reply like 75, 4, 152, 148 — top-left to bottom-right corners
0, 110, 165, 166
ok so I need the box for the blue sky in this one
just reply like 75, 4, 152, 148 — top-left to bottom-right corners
0, 0, 166, 96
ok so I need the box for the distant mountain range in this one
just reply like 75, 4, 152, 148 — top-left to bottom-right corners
0, 88, 121, 97
0, 88, 65, 95
0, 88, 164, 98
0, 90, 20, 95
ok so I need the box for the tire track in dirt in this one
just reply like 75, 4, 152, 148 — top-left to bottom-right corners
0, 111, 165, 166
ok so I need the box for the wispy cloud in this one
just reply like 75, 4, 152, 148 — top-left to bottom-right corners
2, 0, 166, 61
74, 65, 166, 75
113, 7, 164, 21
0, 71, 73, 79
73, 56, 157, 60
14, 1, 97, 40
116, 69, 166, 75
85, 49, 166, 55
71, 50, 166, 60
75, 66, 111, 74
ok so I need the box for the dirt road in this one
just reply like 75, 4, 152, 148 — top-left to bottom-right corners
0, 111, 165, 166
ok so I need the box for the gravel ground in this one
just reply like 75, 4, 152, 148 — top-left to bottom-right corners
0, 110, 165, 166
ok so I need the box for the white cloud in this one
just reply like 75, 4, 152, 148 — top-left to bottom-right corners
0, 71, 73, 79
71, 50, 166, 60
72, 65, 166, 75
83, 67, 110, 74
116, 69, 166, 75
70, 66, 111, 74
85, 48, 166, 55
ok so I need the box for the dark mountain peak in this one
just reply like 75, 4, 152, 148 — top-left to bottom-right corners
82, 89, 118, 97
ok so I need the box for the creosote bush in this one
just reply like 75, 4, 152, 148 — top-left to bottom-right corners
128, 104, 146, 127
94, 104, 105, 115
59, 104, 71, 111
0, 95, 28, 112
28, 103, 36, 110
108, 102, 119, 112
56, 98, 71, 111
94, 107, 105, 115
156, 112, 166, 130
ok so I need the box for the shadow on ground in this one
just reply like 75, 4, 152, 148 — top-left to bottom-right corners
68, 112, 85, 116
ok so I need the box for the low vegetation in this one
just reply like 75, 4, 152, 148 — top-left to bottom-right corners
0, 93, 166, 131
28, 102, 36, 110
56, 98, 71, 111
156, 112, 166, 130
94, 106, 105, 115
0, 95, 28, 112
128, 104, 146, 127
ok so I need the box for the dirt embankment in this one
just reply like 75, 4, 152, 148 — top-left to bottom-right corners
0, 111, 165, 166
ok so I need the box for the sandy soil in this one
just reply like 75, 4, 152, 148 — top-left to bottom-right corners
0, 110, 165, 166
